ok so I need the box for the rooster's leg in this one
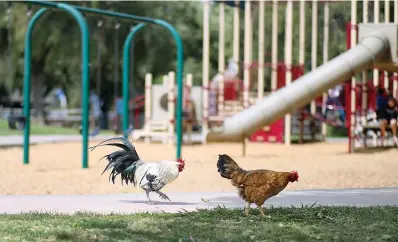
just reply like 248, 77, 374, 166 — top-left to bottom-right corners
244, 202, 250, 216
145, 190, 154, 205
155, 191, 171, 202
258, 206, 265, 217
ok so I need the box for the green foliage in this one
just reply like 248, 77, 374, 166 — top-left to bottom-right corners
0, 206, 397, 241
0, 119, 113, 136
327, 125, 348, 137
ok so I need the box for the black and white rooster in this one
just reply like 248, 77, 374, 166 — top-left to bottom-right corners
90, 137, 185, 204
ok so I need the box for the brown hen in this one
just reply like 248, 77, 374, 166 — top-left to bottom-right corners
217, 154, 298, 216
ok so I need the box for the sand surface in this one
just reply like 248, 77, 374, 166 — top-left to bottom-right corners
0, 141, 397, 195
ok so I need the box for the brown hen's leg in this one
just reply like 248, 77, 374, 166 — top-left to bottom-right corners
244, 202, 251, 216
258, 206, 265, 217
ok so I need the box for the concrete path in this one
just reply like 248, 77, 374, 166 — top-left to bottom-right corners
0, 135, 115, 147
1, 188, 397, 215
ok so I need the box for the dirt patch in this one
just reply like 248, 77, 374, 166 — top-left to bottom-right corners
0, 141, 397, 195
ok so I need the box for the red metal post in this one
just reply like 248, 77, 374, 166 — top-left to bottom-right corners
345, 22, 352, 153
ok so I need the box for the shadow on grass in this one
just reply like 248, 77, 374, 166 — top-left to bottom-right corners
119, 200, 195, 206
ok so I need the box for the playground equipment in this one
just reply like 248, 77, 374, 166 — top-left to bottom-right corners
129, 61, 246, 144
131, 72, 198, 144
344, 1, 398, 151
20, 0, 185, 168
133, 1, 333, 144
133, 0, 398, 153
200, 1, 331, 145
132, 1, 398, 151
204, 0, 398, 153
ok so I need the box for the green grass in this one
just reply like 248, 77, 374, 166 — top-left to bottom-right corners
0, 120, 113, 136
327, 125, 348, 138
0, 206, 397, 241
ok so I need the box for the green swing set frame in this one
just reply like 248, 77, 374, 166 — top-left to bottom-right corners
20, 0, 185, 168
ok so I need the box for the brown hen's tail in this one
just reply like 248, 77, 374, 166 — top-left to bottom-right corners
217, 154, 243, 179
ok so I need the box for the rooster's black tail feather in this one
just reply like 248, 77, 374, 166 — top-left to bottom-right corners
91, 137, 141, 185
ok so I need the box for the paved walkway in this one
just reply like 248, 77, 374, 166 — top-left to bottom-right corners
1, 188, 397, 214
0, 135, 115, 147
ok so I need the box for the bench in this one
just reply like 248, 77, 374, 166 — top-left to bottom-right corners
131, 120, 170, 144
45, 109, 83, 127
360, 123, 395, 147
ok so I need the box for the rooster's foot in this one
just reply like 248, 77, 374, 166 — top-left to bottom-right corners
156, 191, 171, 202
145, 190, 155, 205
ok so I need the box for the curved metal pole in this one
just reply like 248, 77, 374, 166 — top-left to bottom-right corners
23, 8, 48, 165
122, 21, 184, 159
154, 20, 184, 159
56, 3, 90, 169
23, 4, 90, 169
122, 23, 145, 139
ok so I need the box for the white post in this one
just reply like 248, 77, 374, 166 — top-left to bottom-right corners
284, 0, 293, 145
245, 4, 252, 153
394, 0, 398, 98
186, 73, 193, 144
362, 0, 369, 116
271, 0, 278, 92
298, 0, 306, 144
321, 1, 329, 140
218, 2, 225, 118
350, 0, 357, 151
311, 0, 318, 114
162, 74, 168, 86
384, 0, 390, 89
299, 0, 305, 68
385, 0, 390, 22
168, 71, 176, 145
243, 0, 251, 108
233, 1, 240, 63
373, 0, 379, 86
248, 2, 253, 73
144, 73, 152, 144
202, 0, 210, 142
258, 0, 265, 100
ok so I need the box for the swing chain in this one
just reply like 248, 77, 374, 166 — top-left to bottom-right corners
5, 1, 13, 88
4, 2, 11, 21
26, 5, 32, 18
